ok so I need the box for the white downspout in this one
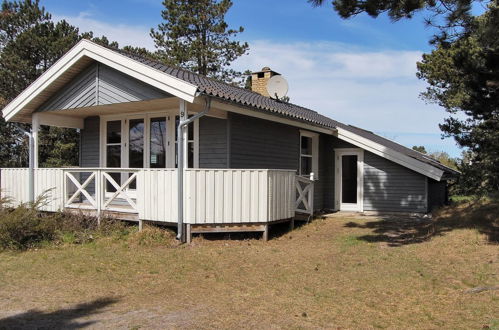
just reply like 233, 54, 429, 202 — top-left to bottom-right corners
14, 124, 35, 203
176, 97, 211, 242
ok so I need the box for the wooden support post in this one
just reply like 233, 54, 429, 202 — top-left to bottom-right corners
186, 224, 192, 244
32, 113, 40, 169
262, 224, 269, 241
289, 218, 295, 231
138, 219, 143, 231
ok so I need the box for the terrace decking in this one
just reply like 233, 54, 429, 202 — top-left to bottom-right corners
0, 168, 315, 241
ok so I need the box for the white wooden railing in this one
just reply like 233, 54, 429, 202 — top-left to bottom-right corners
0, 168, 299, 223
63, 168, 141, 214
295, 174, 314, 215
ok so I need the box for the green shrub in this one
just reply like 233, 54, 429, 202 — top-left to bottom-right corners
0, 195, 59, 250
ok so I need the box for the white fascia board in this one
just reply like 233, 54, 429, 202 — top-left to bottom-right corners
336, 127, 444, 181
35, 112, 84, 129
3, 39, 198, 122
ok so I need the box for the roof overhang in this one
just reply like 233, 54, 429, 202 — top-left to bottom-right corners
2, 39, 199, 123
336, 127, 445, 181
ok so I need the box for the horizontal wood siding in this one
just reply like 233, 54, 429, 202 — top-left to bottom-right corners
315, 134, 335, 210
38, 63, 170, 112
363, 151, 427, 212
199, 116, 228, 168
80, 116, 100, 167
229, 113, 299, 170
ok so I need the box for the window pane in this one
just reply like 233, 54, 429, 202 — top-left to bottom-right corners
106, 145, 121, 167
129, 119, 144, 168
150, 117, 167, 168
342, 155, 358, 203
301, 136, 312, 155
107, 120, 121, 144
301, 156, 312, 176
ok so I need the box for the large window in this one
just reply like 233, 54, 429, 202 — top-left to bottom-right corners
101, 112, 198, 169
149, 117, 167, 168
299, 130, 319, 178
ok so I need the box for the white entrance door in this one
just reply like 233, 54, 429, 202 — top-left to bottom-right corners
334, 149, 364, 212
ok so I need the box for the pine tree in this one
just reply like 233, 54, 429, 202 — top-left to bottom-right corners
0, 1, 123, 167
150, 0, 249, 84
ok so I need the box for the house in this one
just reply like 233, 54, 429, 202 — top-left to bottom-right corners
0, 40, 458, 242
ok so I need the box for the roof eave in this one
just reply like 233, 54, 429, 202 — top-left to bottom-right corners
3, 39, 199, 123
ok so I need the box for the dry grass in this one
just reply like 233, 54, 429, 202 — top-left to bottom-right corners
0, 203, 497, 329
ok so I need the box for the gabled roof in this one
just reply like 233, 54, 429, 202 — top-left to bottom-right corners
1, 40, 198, 122
1, 39, 459, 180
117, 47, 459, 179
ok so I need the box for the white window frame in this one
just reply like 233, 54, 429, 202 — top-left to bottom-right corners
173, 113, 199, 169
99, 109, 199, 169
299, 130, 319, 179
334, 148, 364, 212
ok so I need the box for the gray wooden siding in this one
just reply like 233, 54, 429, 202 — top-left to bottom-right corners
38, 63, 170, 112
228, 113, 299, 170
363, 151, 427, 212
315, 134, 334, 209
80, 116, 100, 167
199, 116, 228, 168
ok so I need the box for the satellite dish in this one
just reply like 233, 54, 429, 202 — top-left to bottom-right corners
266, 75, 288, 100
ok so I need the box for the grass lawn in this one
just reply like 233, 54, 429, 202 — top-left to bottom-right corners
0, 201, 497, 329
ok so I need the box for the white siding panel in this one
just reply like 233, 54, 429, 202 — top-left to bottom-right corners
139, 169, 177, 222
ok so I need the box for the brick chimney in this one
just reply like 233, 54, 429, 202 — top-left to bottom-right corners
251, 67, 280, 97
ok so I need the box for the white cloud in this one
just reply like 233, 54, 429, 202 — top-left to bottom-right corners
231, 40, 460, 156
52, 12, 155, 50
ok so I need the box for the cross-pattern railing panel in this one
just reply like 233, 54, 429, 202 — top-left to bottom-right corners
64, 170, 99, 210
63, 168, 140, 214
295, 175, 314, 215
101, 170, 139, 213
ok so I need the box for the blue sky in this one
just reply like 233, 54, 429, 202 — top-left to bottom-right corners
40, 0, 463, 157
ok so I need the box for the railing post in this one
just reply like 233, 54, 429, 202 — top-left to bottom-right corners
96, 169, 101, 225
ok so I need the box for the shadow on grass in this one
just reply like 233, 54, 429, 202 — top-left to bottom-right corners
0, 297, 118, 329
344, 200, 498, 247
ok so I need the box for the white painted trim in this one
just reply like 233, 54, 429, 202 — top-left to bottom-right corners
3, 39, 198, 122
35, 112, 84, 129
98, 109, 199, 169
334, 148, 364, 212
336, 127, 444, 181
299, 130, 319, 179
32, 113, 40, 169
